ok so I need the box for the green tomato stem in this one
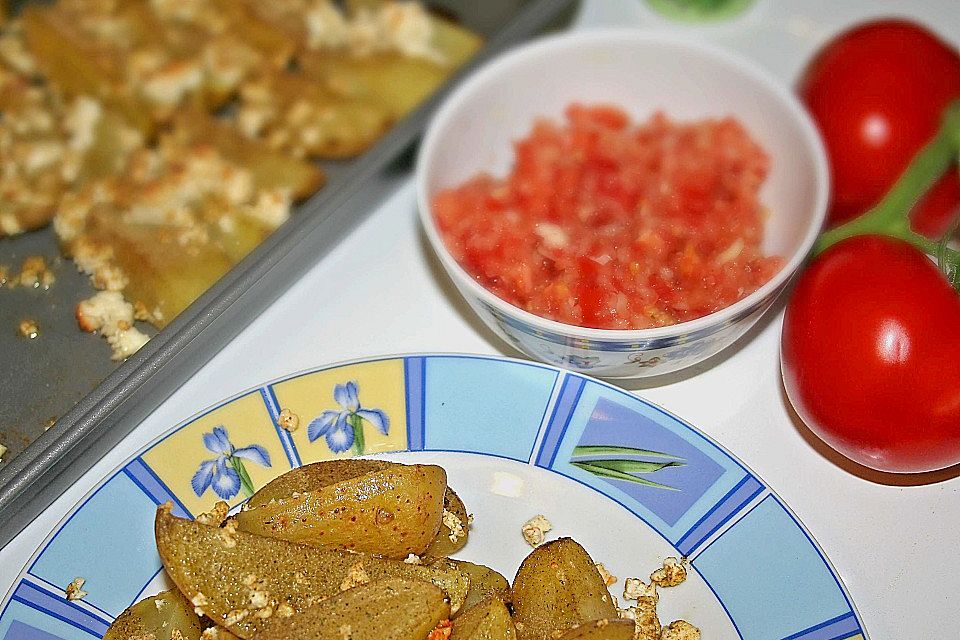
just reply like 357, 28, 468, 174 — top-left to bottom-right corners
813, 100, 960, 274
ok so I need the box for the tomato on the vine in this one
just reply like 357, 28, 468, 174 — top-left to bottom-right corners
781, 235, 960, 473
798, 19, 960, 234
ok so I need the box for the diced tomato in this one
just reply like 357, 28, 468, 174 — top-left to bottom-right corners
432, 104, 782, 329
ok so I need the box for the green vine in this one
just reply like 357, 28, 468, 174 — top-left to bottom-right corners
814, 100, 960, 290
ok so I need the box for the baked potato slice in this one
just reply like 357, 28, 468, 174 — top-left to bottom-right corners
255, 577, 449, 640
451, 596, 516, 640
235, 463, 446, 558
511, 538, 617, 640
450, 560, 511, 615
155, 506, 469, 638
103, 589, 201, 640
244, 459, 470, 554
170, 110, 324, 199
554, 620, 635, 640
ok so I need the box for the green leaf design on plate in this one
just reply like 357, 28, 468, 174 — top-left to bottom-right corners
571, 461, 680, 491
572, 445, 684, 461
580, 458, 684, 474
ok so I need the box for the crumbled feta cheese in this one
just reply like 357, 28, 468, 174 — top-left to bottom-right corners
403, 553, 422, 565
521, 514, 552, 547
243, 189, 292, 229
76, 290, 134, 334
595, 562, 617, 586
65, 97, 103, 153
223, 608, 248, 626
106, 324, 149, 360
140, 60, 203, 107
305, 0, 349, 49
24, 141, 65, 174
276, 602, 295, 618
340, 561, 370, 591
219, 518, 239, 548
443, 509, 466, 544
196, 501, 230, 526
65, 577, 88, 601
661, 620, 700, 640
0, 212, 23, 236
248, 589, 270, 609
277, 408, 300, 432
650, 557, 686, 588
624, 577, 656, 602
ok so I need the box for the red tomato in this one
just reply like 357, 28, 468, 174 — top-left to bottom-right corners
798, 19, 960, 232
781, 236, 960, 473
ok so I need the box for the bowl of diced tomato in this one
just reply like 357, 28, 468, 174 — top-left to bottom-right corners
417, 29, 828, 378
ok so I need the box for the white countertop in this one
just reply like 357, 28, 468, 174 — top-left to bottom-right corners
2, 1, 957, 638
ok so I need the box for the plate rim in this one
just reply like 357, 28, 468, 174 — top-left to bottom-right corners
0, 351, 869, 640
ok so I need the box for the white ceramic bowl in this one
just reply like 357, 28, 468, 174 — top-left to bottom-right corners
417, 29, 828, 379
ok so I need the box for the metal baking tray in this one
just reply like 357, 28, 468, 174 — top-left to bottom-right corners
0, 0, 578, 549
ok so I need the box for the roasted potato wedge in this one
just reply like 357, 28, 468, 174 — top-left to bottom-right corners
155, 506, 469, 638
451, 596, 516, 640
171, 109, 324, 199
245, 459, 470, 554
511, 538, 618, 640
104, 589, 201, 640
554, 620, 635, 640
450, 560, 511, 615
255, 577, 449, 640
235, 463, 446, 558
245, 459, 392, 503
425, 485, 470, 557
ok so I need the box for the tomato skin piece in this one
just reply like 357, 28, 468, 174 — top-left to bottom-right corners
798, 19, 960, 231
781, 236, 960, 473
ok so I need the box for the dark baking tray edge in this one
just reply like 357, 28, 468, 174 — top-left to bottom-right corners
0, 0, 577, 550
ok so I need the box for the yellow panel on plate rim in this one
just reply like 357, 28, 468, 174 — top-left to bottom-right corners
141, 391, 291, 516
270, 358, 408, 463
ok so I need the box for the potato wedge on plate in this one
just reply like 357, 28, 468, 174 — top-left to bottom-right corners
155, 506, 469, 638
450, 560, 511, 615
511, 538, 617, 640
554, 620, 635, 640
451, 596, 516, 640
235, 463, 446, 558
255, 577, 449, 640
242, 459, 470, 554
104, 589, 201, 640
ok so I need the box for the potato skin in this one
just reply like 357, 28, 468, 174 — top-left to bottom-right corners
155, 506, 469, 638
511, 538, 618, 640
555, 620, 635, 640
235, 463, 446, 558
255, 578, 449, 640
450, 560, 511, 615
451, 596, 516, 640
103, 589, 201, 640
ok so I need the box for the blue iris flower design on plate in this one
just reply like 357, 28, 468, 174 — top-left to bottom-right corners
307, 381, 389, 455
191, 426, 272, 500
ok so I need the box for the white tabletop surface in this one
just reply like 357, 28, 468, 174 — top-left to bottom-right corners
2, 1, 958, 638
